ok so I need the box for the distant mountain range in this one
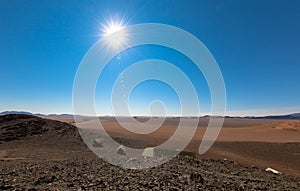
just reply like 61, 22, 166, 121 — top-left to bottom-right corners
0, 111, 35, 115
0, 111, 75, 117
242, 113, 300, 120
1, 111, 300, 119
290, 113, 300, 117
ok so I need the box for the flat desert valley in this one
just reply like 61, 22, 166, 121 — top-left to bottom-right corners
53, 116, 300, 176
1, 114, 299, 190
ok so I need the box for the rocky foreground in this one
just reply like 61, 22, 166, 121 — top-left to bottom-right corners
1, 153, 300, 191
0, 114, 299, 190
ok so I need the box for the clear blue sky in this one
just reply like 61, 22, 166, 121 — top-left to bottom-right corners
1, 0, 300, 116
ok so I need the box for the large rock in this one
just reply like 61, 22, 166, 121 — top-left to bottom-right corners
116, 145, 126, 155
142, 147, 155, 157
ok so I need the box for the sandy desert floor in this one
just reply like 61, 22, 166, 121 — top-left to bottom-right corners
48, 116, 300, 177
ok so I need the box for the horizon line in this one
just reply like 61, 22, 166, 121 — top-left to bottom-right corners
0, 109, 299, 118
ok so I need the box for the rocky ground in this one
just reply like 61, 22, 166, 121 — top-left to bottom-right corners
0, 114, 299, 190
1, 153, 299, 191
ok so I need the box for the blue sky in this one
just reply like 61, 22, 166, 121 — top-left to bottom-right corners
0, 0, 300, 116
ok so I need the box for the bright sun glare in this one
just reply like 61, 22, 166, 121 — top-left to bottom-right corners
101, 18, 129, 51
103, 21, 124, 36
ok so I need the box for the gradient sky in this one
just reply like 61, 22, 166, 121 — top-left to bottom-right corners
1, 0, 300, 116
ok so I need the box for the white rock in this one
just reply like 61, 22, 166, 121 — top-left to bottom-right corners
116, 145, 126, 155
92, 138, 104, 147
142, 147, 155, 157
265, 167, 281, 174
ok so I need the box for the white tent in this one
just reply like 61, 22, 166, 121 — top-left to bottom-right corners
116, 145, 126, 155
142, 147, 155, 157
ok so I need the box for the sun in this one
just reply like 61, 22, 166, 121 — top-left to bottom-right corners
101, 18, 129, 51
102, 20, 125, 36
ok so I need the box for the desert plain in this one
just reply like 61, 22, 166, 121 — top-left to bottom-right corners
0, 114, 299, 190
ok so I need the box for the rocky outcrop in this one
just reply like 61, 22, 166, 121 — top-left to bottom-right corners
0, 114, 80, 142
